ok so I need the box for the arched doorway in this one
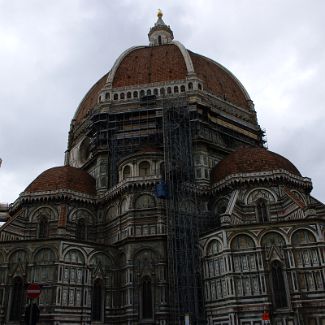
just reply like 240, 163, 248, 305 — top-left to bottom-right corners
91, 278, 104, 321
142, 276, 153, 320
271, 260, 288, 309
9, 276, 24, 321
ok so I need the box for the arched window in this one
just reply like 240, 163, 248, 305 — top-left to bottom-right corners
207, 240, 222, 256
160, 88, 165, 95
92, 278, 103, 321
140, 90, 145, 97
34, 248, 56, 284
64, 249, 85, 265
292, 229, 316, 246
120, 92, 125, 100
167, 87, 172, 94
188, 82, 193, 90
158, 35, 162, 45
180, 85, 185, 92
261, 232, 285, 248
90, 253, 112, 269
198, 83, 202, 90
147, 89, 152, 96
105, 92, 110, 100
38, 216, 49, 239
291, 230, 317, 267
127, 91, 131, 99
133, 91, 138, 98
153, 88, 158, 96
9, 276, 24, 321
231, 235, 255, 251
76, 218, 86, 240
107, 206, 118, 221
139, 161, 150, 176
135, 194, 156, 209
113, 93, 118, 100
142, 276, 153, 319
271, 261, 288, 309
34, 248, 55, 264
123, 165, 131, 179
174, 86, 179, 93
256, 198, 268, 223
120, 198, 128, 214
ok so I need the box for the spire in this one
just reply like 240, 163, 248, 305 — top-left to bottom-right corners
148, 10, 174, 46
156, 9, 164, 25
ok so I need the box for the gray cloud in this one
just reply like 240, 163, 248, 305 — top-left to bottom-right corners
0, 0, 324, 203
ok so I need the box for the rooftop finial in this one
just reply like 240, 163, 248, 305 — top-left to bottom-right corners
157, 9, 163, 18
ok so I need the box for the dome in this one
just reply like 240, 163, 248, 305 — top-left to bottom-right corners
211, 147, 301, 184
111, 45, 250, 109
25, 166, 96, 195
73, 17, 252, 127
73, 73, 108, 126
112, 44, 187, 88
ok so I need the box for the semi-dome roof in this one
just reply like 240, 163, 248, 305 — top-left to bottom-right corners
25, 166, 96, 195
211, 147, 301, 184
73, 16, 252, 127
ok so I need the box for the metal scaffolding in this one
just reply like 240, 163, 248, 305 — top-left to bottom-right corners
87, 93, 263, 324
162, 96, 203, 325
88, 95, 163, 188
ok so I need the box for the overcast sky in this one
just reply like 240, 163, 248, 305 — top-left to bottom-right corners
0, 0, 324, 205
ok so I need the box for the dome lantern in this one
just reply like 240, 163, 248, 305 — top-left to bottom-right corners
148, 10, 174, 46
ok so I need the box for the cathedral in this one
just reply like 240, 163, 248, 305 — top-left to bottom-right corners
0, 12, 325, 325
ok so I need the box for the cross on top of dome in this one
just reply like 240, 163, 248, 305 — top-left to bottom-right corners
148, 10, 174, 46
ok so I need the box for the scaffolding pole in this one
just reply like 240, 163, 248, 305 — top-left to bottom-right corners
162, 97, 203, 325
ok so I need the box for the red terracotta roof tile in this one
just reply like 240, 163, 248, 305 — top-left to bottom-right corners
189, 51, 249, 109
113, 44, 187, 87
211, 147, 301, 183
25, 166, 96, 195
74, 73, 108, 125
73, 44, 251, 127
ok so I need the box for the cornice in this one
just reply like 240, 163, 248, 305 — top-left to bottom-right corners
10, 190, 96, 213
211, 169, 312, 193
